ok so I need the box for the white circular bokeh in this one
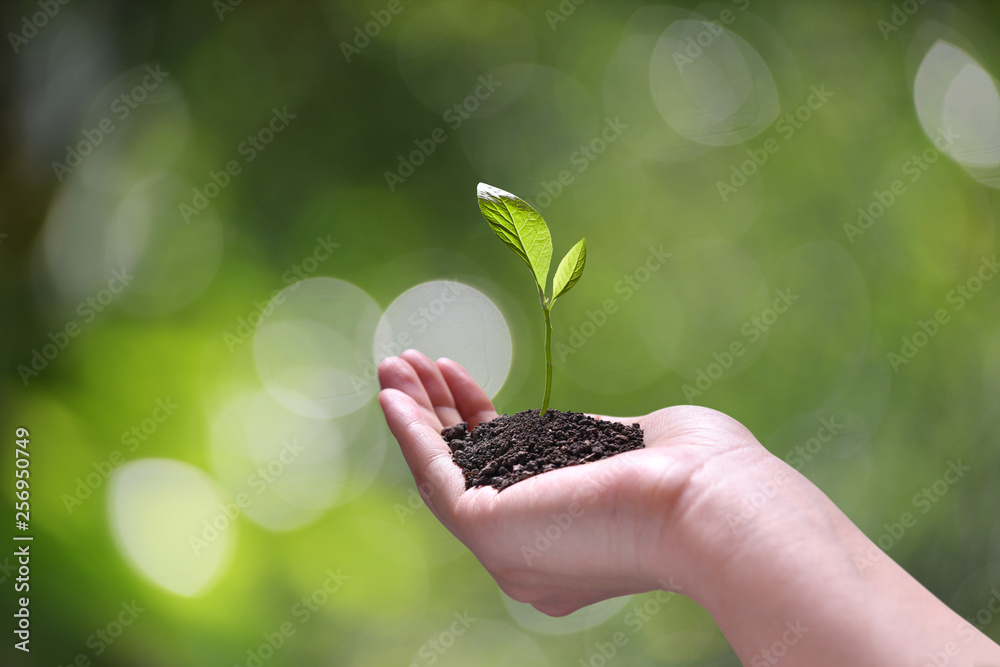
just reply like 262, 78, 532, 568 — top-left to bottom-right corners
409, 619, 550, 667
373, 281, 512, 398
107, 459, 234, 596
208, 389, 384, 532
501, 591, 630, 636
915, 41, 1000, 168
914, 40, 1000, 188
603, 6, 715, 163
650, 19, 780, 146
253, 277, 383, 419
37, 64, 193, 315
107, 171, 224, 315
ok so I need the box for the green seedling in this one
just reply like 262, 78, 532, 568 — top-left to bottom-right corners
476, 182, 586, 416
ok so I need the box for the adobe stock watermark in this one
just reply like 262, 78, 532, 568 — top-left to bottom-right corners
521, 456, 631, 566
716, 84, 833, 202
727, 415, 844, 534
179, 106, 296, 224
967, 588, 1000, 633
670, 0, 751, 71
749, 619, 809, 666
213, 0, 244, 21
911, 618, 987, 667
189, 439, 306, 557
352, 281, 465, 393
51, 64, 170, 182
877, 0, 930, 41
555, 244, 671, 362
384, 74, 502, 191
844, 127, 959, 244
544, 0, 586, 31
682, 287, 799, 401
7, 0, 70, 54
57, 599, 145, 666
0, 557, 15, 585
407, 611, 477, 667
531, 116, 629, 211
853, 458, 971, 573
234, 567, 349, 667
579, 579, 684, 667
340, 0, 414, 62
887, 254, 997, 373
61, 397, 180, 514
222, 235, 340, 353
394, 481, 438, 523
783, 416, 844, 470
17, 268, 134, 386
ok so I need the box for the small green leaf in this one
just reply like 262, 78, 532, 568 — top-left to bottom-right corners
477, 183, 552, 292
551, 238, 587, 303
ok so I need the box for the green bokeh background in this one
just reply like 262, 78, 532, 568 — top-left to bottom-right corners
2, 0, 1000, 665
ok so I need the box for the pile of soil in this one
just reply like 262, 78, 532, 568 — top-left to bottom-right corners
442, 409, 644, 491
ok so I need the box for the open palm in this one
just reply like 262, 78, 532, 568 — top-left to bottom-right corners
377, 350, 761, 615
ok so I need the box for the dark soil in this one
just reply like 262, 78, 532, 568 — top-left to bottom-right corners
442, 409, 644, 491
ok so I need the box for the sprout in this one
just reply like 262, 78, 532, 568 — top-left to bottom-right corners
476, 183, 586, 415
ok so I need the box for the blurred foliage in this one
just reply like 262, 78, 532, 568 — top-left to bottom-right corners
2, 0, 1000, 665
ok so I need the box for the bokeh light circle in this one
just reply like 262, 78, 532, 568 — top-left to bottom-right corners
107, 171, 223, 315
603, 6, 714, 163
650, 20, 779, 146
208, 389, 384, 531
37, 66, 193, 312
501, 592, 630, 636
108, 458, 234, 596
410, 618, 550, 667
374, 281, 512, 398
253, 277, 383, 419
915, 41, 1000, 168
914, 40, 1000, 187
75, 63, 191, 193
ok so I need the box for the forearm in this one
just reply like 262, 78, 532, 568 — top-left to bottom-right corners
659, 450, 1000, 666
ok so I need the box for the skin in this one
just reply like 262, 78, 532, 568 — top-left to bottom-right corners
378, 350, 1000, 667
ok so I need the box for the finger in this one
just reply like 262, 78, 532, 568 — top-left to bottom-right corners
377, 356, 441, 430
378, 388, 465, 524
436, 357, 497, 429
400, 349, 463, 427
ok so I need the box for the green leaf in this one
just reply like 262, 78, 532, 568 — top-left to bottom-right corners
477, 183, 552, 293
551, 238, 587, 303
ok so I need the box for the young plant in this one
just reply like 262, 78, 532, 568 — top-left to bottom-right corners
476, 182, 586, 416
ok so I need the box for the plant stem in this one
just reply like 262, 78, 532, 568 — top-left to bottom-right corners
540, 298, 553, 416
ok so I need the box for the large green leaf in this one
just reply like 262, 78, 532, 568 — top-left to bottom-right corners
477, 183, 552, 293
552, 238, 586, 302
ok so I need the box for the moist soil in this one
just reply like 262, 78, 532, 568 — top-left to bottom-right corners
442, 409, 645, 491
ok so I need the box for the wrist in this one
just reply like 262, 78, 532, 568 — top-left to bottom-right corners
646, 444, 942, 665
643, 441, 794, 601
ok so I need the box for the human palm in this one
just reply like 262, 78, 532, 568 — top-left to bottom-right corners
377, 350, 762, 615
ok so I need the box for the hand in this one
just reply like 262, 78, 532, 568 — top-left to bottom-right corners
377, 349, 763, 615
379, 351, 1000, 666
